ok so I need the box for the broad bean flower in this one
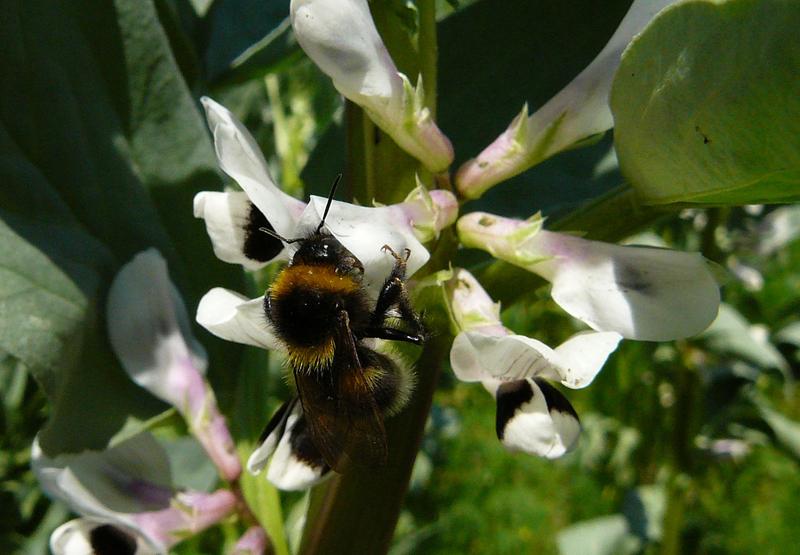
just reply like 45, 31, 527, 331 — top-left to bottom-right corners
34, 433, 237, 555
444, 269, 622, 457
289, 0, 454, 172
194, 97, 457, 489
107, 249, 241, 481
458, 212, 720, 342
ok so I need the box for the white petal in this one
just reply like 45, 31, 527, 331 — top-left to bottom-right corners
532, 231, 720, 341
553, 331, 623, 388
196, 288, 280, 350
290, 0, 400, 102
50, 519, 157, 555
193, 191, 287, 269
247, 401, 294, 475
495, 379, 580, 459
295, 197, 430, 295
451, 331, 559, 383
201, 97, 305, 239
266, 420, 329, 491
451, 330, 621, 389
289, 0, 453, 172
107, 250, 208, 405
524, 0, 678, 156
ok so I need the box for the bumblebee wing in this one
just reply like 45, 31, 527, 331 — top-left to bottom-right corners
294, 311, 388, 472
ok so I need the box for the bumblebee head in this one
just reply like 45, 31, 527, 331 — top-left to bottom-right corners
292, 232, 364, 275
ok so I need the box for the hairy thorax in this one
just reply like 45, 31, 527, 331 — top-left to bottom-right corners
267, 264, 370, 371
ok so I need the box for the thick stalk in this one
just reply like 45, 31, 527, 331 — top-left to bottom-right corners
300, 2, 448, 554
660, 353, 699, 555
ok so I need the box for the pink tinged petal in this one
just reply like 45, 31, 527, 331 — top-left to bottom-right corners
193, 191, 287, 269
196, 288, 280, 350
108, 251, 240, 480
231, 526, 270, 555
32, 435, 172, 519
131, 489, 237, 550
389, 185, 459, 243
50, 518, 158, 555
290, 0, 453, 171
457, 211, 546, 270
35, 435, 236, 552
107, 250, 208, 403
201, 96, 306, 239
495, 378, 581, 459
456, 0, 679, 198
296, 197, 430, 295
458, 212, 720, 341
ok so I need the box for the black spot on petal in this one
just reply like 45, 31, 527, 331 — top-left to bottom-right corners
616, 263, 653, 294
243, 202, 283, 262
257, 398, 294, 445
495, 379, 534, 440
90, 524, 137, 555
533, 378, 579, 420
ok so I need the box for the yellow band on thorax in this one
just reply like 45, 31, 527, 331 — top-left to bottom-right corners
271, 264, 360, 297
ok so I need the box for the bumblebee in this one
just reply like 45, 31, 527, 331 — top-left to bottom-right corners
260, 179, 426, 472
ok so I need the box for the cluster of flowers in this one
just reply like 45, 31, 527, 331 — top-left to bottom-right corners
34, 0, 718, 552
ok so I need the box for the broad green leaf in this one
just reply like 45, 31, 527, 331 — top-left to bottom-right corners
0, 0, 239, 455
612, 0, 800, 205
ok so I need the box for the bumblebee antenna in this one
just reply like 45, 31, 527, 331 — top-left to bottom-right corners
259, 227, 303, 244
316, 173, 342, 234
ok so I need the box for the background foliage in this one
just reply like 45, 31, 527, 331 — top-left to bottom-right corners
2, 0, 799, 553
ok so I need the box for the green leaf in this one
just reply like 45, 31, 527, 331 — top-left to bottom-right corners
698, 304, 789, 376
752, 396, 800, 460
0, 0, 239, 455
611, 0, 800, 205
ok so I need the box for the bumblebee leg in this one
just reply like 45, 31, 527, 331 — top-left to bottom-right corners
371, 246, 424, 341
263, 291, 273, 319
366, 326, 425, 345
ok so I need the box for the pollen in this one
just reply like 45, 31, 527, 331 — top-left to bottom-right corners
271, 264, 359, 298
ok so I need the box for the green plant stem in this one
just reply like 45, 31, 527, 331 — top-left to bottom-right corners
660, 357, 699, 555
418, 0, 437, 116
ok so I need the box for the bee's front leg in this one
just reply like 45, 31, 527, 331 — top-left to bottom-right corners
368, 246, 426, 344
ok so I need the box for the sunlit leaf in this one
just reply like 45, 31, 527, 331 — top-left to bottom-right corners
612, 0, 800, 205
